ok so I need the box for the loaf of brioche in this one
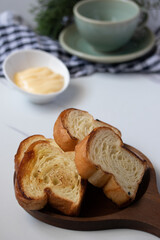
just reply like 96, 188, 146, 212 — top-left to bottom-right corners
14, 135, 86, 216
75, 127, 147, 206
54, 108, 121, 151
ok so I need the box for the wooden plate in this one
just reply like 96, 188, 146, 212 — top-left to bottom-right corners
15, 145, 160, 237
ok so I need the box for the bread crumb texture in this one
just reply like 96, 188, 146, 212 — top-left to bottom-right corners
65, 109, 114, 140
17, 140, 82, 205
89, 128, 146, 198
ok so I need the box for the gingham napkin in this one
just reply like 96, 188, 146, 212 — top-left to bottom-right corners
0, 11, 160, 78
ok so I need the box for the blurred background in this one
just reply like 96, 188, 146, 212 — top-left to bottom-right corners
0, 0, 160, 36
0, 0, 35, 27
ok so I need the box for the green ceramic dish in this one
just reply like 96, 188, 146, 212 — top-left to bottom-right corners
73, 0, 141, 52
59, 24, 155, 63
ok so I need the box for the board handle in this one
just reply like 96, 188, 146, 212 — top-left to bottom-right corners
135, 193, 160, 237
115, 167, 160, 238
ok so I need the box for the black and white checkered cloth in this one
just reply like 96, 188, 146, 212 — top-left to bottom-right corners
0, 11, 160, 78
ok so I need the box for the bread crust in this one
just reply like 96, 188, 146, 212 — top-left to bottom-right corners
103, 175, 130, 206
15, 173, 86, 215
45, 179, 86, 216
53, 108, 121, 152
75, 127, 147, 207
15, 139, 86, 216
14, 135, 46, 173
15, 175, 48, 210
95, 119, 121, 137
75, 135, 97, 179
54, 109, 79, 151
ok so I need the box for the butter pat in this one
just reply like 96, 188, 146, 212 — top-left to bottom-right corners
14, 67, 64, 94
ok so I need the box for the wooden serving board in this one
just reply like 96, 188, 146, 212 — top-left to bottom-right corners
17, 145, 160, 237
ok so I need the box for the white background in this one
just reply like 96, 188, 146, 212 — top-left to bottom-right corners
1, 73, 160, 240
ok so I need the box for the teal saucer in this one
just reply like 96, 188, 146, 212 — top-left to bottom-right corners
59, 24, 155, 63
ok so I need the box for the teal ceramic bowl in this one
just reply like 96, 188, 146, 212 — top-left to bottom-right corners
73, 0, 140, 52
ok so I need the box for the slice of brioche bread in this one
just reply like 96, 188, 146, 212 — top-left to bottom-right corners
14, 136, 86, 216
15, 135, 46, 173
14, 135, 61, 173
54, 108, 121, 151
75, 127, 147, 206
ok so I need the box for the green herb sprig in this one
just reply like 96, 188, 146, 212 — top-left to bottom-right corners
31, 0, 81, 40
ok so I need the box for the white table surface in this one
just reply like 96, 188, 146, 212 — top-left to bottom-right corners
0, 72, 160, 240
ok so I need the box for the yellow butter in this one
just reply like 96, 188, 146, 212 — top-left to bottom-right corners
14, 67, 64, 94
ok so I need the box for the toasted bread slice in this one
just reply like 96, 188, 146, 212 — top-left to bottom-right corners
14, 135, 61, 173
15, 135, 46, 173
14, 137, 86, 216
54, 108, 121, 151
75, 127, 147, 206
